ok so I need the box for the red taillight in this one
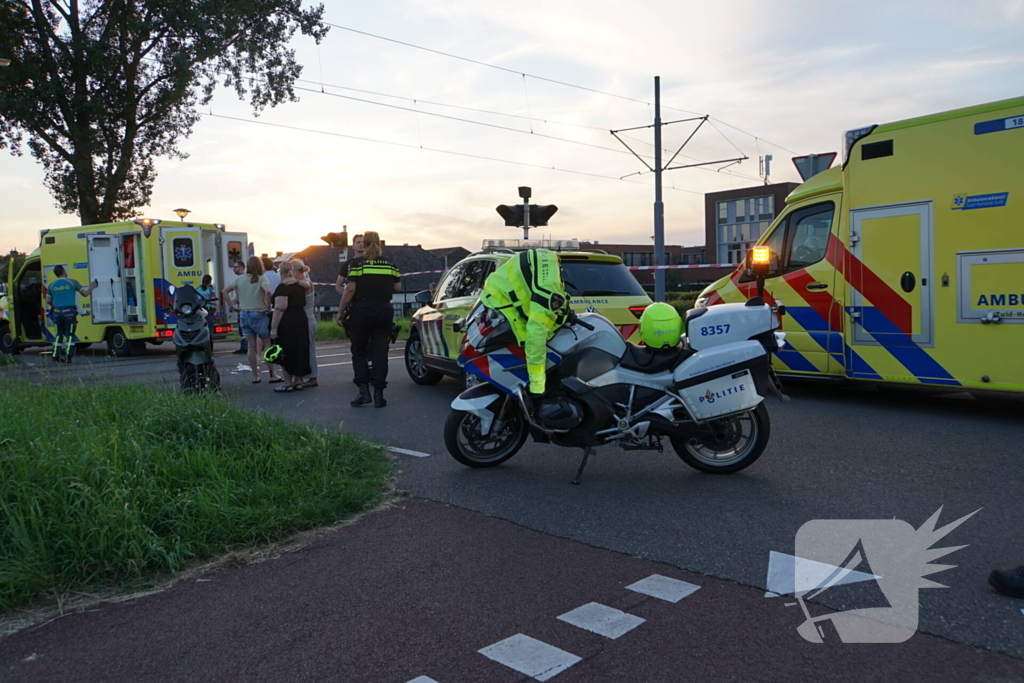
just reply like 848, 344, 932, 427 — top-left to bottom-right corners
215, 325, 231, 334
155, 329, 174, 338
628, 305, 648, 319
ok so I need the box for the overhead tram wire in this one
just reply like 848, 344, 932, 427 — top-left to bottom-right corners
291, 84, 659, 162
200, 112, 706, 194
291, 83, 761, 180
323, 22, 800, 156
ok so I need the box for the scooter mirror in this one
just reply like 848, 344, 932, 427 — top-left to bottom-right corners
168, 285, 176, 295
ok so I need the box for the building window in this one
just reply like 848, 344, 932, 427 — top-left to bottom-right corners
623, 252, 653, 267
716, 193, 780, 264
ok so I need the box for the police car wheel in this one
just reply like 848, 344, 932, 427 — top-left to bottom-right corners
444, 409, 528, 467
670, 402, 770, 474
405, 335, 443, 385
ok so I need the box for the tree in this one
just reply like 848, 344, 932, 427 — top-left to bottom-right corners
1, 250, 28, 281
0, 1, 328, 225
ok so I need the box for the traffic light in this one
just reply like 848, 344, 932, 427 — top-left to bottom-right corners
495, 204, 559, 227
321, 232, 348, 249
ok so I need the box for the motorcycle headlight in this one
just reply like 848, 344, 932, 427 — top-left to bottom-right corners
181, 303, 193, 315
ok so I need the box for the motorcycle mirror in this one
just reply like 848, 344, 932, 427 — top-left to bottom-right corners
168, 285, 176, 295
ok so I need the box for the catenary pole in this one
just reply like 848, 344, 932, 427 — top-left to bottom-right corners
653, 76, 666, 302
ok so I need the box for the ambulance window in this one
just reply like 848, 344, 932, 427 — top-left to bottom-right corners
786, 203, 834, 269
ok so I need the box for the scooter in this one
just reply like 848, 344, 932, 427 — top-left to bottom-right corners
170, 285, 220, 393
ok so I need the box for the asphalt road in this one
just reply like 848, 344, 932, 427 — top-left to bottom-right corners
5, 340, 1024, 668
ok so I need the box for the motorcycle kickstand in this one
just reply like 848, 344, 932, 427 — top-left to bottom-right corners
572, 447, 594, 486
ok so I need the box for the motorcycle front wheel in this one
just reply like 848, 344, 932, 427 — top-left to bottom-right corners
444, 408, 528, 468
670, 402, 770, 474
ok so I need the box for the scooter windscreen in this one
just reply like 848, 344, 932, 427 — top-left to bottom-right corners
172, 285, 205, 316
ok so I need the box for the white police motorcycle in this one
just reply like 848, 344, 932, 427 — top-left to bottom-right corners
444, 252, 788, 484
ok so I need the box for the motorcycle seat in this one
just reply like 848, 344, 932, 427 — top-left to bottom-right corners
619, 342, 694, 374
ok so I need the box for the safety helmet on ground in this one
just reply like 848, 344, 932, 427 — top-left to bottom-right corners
263, 343, 284, 364
639, 302, 683, 349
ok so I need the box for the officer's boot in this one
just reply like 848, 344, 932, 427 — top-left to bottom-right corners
351, 384, 372, 407
373, 386, 387, 408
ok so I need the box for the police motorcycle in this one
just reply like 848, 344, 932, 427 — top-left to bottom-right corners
444, 247, 788, 484
169, 285, 220, 393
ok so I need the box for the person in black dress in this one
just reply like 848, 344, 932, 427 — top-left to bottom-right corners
336, 231, 400, 408
269, 260, 311, 391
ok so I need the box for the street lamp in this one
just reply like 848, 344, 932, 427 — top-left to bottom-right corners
174, 207, 190, 221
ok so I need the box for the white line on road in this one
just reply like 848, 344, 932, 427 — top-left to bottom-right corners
388, 447, 431, 458
479, 634, 581, 682
317, 355, 404, 369
405, 677, 441, 683
625, 574, 701, 603
557, 602, 645, 639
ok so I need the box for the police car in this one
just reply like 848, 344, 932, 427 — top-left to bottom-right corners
405, 239, 653, 386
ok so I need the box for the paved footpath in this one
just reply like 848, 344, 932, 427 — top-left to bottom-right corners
3, 500, 1022, 683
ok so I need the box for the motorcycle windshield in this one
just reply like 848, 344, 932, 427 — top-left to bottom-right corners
173, 285, 204, 313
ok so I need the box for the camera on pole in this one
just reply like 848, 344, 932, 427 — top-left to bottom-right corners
495, 186, 558, 239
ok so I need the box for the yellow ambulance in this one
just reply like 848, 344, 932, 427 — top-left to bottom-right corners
1, 219, 249, 356
696, 96, 1024, 394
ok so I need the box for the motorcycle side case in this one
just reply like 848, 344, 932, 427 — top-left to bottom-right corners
685, 302, 776, 351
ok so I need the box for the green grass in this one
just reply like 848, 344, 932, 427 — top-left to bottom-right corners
0, 381, 391, 612
315, 317, 411, 342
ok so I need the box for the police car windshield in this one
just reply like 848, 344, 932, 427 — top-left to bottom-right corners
560, 261, 646, 297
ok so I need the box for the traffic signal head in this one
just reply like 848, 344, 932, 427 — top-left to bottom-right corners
321, 232, 348, 249
495, 204, 559, 227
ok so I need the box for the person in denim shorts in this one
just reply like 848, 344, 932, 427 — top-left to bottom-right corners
221, 255, 280, 383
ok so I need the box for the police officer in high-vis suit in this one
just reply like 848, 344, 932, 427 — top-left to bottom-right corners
480, 248, 569, 396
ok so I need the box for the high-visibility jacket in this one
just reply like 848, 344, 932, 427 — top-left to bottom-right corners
480, 249, 567, 394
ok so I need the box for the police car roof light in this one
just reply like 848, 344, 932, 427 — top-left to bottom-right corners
481, 238, 580, 251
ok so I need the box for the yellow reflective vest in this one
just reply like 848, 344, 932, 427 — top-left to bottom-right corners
480, 249, 567, 394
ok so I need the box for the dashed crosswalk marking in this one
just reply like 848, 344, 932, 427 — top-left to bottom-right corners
479, 633, 581, 681
557, 602, 646, 640
625, 574, 701, 603
765, 551, 878, 596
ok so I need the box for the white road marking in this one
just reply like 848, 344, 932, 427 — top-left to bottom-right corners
557, 602, 645, 639
764, 591, 780, 598
317, 355, 404, 369
405, 677, 441, 683
479, 634, 581, 681
766, 551, 879, 596
388, 447, 431, 458
625, 574, 701, 603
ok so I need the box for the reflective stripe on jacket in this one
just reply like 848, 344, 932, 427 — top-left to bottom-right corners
480, 249, 567, 394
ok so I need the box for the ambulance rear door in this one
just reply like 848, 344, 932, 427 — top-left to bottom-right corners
220, 232, 248, 325
87, 234, 125, 324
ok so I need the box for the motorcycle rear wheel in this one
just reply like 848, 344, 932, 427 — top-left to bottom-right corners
444, 408, 528, 468
670, 402, 770, 474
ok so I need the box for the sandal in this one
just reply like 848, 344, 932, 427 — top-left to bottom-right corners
253, 378, 262, 384
303, 379, 318, 388
269, 378, 284, 384
291, 383, 304, 391
274, 385, 296, 393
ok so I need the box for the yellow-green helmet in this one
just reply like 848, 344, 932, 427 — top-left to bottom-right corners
639, 302, 683, 349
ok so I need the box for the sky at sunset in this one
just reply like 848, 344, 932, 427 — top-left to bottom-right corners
1, 0, 1022, 256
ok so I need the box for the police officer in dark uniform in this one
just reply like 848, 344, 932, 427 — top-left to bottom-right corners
335, 231, 401, 408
